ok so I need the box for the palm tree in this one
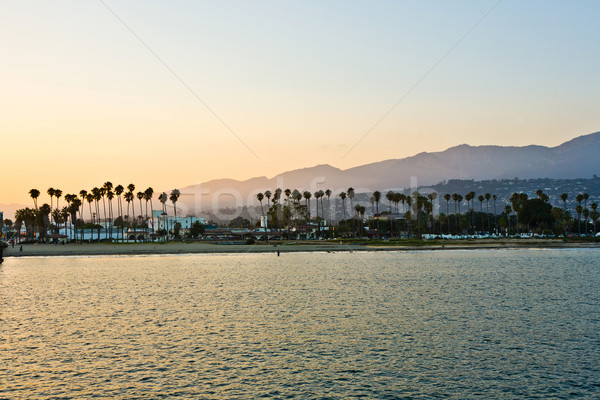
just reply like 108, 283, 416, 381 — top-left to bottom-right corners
478, 195, 484, 233
355, 204, 363, 236
493, 194, 498, 234
339, 191, 347, 223
314, 190, 322, 235
170, 189, 181, 219
347, 187, 355, 214
124, 191, 134, 239
373, 191, 381, 238
465, 191, 475, 234
86, 193, 94, 225
103, 182, 113, 236
79, 190, 88, 222
575, 193, 584, 236
92, 187, 102, 240
47, 188, 55, 213
318, 190, 325, 226
127, 184, 136, 226
256, 192, 265, 216
325, 189, 332, 222
106, 189, 114, 240
451, 193, 459, 233
583, 208, 590, 235
560, 193, 568, 212
99, 187, 108, 230
60, 207, 69, 238
303, 191, 312, 218
137, 192, 145, 226
115, 185, 125, 241
144, 187, 154, 231
484, 193, 491, 234
264, 190, 272, 212
158, 192, 168, 235
443, 193, 451, 234
29, 188, 40, 210
54, 189, 63, 213
575, 204, 583, 237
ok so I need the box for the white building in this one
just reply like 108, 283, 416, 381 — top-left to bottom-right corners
152, 210, 205, 231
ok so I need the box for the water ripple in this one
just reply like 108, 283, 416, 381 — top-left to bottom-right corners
1, 250, 599, 398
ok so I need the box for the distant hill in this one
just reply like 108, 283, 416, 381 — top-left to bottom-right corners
177, 131, 600, 213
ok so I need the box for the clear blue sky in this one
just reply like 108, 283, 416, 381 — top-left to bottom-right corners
1, 0, 599, 203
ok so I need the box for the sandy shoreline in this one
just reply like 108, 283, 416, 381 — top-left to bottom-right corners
2, 239, 599, 258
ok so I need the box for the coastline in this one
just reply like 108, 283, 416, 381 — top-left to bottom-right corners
3, 239, 600, 258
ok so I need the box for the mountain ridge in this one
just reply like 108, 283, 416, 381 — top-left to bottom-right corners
177, 131, 600, 212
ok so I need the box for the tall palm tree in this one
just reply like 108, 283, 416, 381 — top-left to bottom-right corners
124, 191, 134, 223
339, 191, 347, 222
465, 191, 475, 234
103, 182, 113, 237
115, 185, 125, 241
86, 193, 94, 225
123, 191, 134, 240
484, 193, 491, 234
325, 189, 332, 222
158, 192, 168, 235
54, 189, 63, 213
126, 185, 136, 230
256, 192, 265, 216
137, 192, 145, 226
318, 190, 326, 233
347, 187, 355, 214
373, 191, 381, 238
451, 193, 459, 234
313, 190, 321, 235
303, 191, 312, 219
169, 189, 181, 219
478, 195, 485, 233
442, 193, 450, 233
92, 187, 102, 240
106, 189, 115, 240
29, 188, 40, 210
560, 193, 568, 212
47, 188, 56, 213
493, 194, 498, 234
575, 204, 583, 237
583, 208, 590, 235
79, 190, 88, 222
264, 190, 272, 212
575, 193, 583, 236
99, 187, 108, 229
144, 187, 154, 231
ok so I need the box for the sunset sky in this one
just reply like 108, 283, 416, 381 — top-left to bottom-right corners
2, 1, 599, 205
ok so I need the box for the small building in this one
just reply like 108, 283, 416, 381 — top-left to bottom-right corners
151, 210, 205, 231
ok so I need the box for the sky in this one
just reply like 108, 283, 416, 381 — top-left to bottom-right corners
2, 0, 600, 205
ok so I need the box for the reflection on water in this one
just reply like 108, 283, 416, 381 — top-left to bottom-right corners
1, 250, 599, 398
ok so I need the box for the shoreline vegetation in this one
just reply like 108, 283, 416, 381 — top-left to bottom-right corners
4, 238, 600, 258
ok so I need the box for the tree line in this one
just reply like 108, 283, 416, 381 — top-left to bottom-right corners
10, 184, 182, 241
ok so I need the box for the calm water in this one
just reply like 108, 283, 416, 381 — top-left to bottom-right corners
1, 249, 599, 399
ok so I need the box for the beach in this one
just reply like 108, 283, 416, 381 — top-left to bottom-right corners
3, 239, 599, 258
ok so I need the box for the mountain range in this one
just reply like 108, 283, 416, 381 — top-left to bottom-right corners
3, 132, 599, 219
177, 131, 600, 213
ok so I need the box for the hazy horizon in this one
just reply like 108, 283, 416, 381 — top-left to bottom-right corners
2, 1, 600, 205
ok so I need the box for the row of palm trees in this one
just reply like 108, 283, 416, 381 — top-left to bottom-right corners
252, 187, 597, 238
13, 184, 596, 241
16, 185, 183, 241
